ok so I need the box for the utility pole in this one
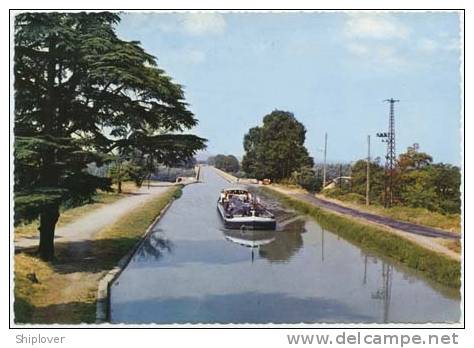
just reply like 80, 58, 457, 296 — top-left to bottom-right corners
377, 98, 399, 208
366, 135, 371, 206
339, 164, 343, 190
322, 132, 328, 189
349, 162, 353, 192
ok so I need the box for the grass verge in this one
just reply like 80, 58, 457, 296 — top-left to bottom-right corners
14, 185, 181, 324
14, 182, 139, 240
262, 187, 461, 289
93, 185, 182, 269
320, 191, 460, 233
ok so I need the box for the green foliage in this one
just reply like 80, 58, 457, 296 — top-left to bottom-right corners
349, 159, 385, 203
340, 192, 367, 204
14, 12, 206, 259
242, 110, 313, 181
322, 187, 343, 198
398, 146, 433, 170
213, 154, 240, 173
14, 186, 180, 324
398, 170, 438, 210
290, 167, 322, 192
344, 146, 461, 215
173, 185, 184, 199
428, 163, 461, 214
179, 157, 197, 169
14, 190, 65, 225
262, 187, 461, 289
397, 154, 461, 214
324, 188, 367, 205
108, 159, 145, 192
108, 163, 130, 184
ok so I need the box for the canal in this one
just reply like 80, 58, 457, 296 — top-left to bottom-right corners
110, 166, 460, 324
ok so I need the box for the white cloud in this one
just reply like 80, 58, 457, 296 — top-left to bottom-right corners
121, 13, 227, 37
343, 14, 410, 68
418, 37, 460, 53
180, 13, 226, 35
347, 42, 406, 67
376, 45, 405, 65
345, 13, 409, 40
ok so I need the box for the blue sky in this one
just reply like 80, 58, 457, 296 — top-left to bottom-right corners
117, 12, 462, 165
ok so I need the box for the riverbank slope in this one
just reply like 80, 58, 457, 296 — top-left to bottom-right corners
14, 185, 181, 324
212, 167, 461, 288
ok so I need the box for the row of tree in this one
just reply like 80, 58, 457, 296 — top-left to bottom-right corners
349, 145, 461, 214
208, 154, 240, 173
14, 13, 206, 260
240, 110, 460, 215
108, 154, 197, 192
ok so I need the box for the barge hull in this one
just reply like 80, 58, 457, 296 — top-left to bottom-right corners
223, 219, 277, 230
217, 204, 276, 230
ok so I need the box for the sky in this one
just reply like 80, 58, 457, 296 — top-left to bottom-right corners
116, 11, 462, 165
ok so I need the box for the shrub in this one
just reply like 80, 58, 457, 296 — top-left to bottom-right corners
290, 167, 322, 193
340, 192, 366, 204
323, 187, 343, 198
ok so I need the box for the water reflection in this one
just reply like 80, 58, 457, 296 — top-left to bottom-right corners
220, 206, 309, 264
223, 229, 275, 247
370, 262, 393, 323
258, 218, 306, 263
132, 229, 174, 262
111, 166, 461, 324
222, 229, 275, 263
322, 228, 325, 263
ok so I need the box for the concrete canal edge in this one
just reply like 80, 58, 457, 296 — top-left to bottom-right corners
212, 166, 239, 183
95, 190, 177, 323
214, 167, 459, 258
213, 167, 460, 287
262, 186, 461, 288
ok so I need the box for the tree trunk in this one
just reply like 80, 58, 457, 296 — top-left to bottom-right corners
118, 180, 122, 193
38, 204, 60, 261
36, 35, 60, 262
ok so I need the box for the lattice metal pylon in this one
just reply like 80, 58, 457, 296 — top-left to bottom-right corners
384, 98, 399, 208
377, 98, 399, 208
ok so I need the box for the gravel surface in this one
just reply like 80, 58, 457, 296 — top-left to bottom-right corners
15, 183, 173, 251
294, 193, 459, 240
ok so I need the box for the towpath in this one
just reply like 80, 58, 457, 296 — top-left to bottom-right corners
212, 167, 460, 260
293, 193, 458, 240
15, 183, 173, 251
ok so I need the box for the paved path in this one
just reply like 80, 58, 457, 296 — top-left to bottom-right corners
15, 183, 173, 251
293, 193, 459, 240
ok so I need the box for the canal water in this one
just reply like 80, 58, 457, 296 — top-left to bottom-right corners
110, 166, 460, 324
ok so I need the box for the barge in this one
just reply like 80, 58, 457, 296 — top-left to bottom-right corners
217, 187, 277, 230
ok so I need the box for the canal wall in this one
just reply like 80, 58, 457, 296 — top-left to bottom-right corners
211, 166, 460, 288
212, 166, 238, 183
261, 186, 461, 289
96, 187, 182, 323
212, 166, 258, 184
